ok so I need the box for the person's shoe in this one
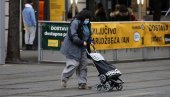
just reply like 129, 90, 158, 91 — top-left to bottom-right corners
25, 45, 29, 50
78, 83, 92, 90
61, 80, 67, 88
28, 45, 33, 50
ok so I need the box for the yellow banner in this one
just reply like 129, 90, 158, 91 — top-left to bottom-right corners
91, 22, 144, 50
91, 22, 170, 50
144, 22, 170, 47
50, 0, 65, 21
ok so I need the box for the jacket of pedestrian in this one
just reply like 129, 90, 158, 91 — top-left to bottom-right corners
60, 18, 92, 61
22, 4, 36, 26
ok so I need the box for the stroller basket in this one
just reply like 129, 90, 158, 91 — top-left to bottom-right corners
93, 60, 122, 78
87, 45, 124, 91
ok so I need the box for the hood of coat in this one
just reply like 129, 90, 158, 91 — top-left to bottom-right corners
25, 4, 32, 8
75, 10, 92, 21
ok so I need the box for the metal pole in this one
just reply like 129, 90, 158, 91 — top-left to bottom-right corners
0, 0, 5, 64
38, 22, 41, 63
19, 0, 23, 49
63, 0, 66, 21
165, 8, 170, 17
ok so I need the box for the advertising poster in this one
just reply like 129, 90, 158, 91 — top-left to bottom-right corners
41, 22, 69, 50
41, 22, 170, 50
91, 22, 144, 50
144, 22, 170, 47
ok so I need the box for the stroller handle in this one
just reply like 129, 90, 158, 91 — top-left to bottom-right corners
91, 44, 96, 51
86, 44, 97, 55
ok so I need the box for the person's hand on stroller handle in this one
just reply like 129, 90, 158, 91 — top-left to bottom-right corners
83, 41, 87, 46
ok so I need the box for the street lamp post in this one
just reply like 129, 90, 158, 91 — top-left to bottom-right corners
137, 0, 144, 20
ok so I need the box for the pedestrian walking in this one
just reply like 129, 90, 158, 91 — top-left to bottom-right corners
94, 3, 108, 21
114, 5, 132, 21
60, 9, 93, 89
22, 0, 36, 50
109, 4, 120, 21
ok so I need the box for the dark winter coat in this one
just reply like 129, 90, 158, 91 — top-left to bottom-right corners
60, 19, 92, 61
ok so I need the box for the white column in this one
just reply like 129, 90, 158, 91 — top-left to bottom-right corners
72, 0, 76, 17
0, 0, 5, 64
137, 0, 144, 20
76, 0, 86, 11
138, 4, 142, 20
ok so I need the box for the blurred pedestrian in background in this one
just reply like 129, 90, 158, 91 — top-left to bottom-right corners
113, 5, 132, 21
94, 3, 108, 21
109, 4, 120, 21
22, 0, 36, 50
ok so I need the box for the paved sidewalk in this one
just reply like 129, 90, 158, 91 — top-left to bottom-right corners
0, 50, 170, 97
20, 50, 38, 63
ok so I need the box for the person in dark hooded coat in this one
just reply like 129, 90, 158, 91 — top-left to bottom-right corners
60, 9, 93, 89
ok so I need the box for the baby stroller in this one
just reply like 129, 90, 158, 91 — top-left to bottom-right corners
87, 46, 124, 91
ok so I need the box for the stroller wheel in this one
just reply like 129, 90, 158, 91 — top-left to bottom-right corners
116, 83, 123, 91
96, 84, 103, 91
103, 82, 111, 92
99, 74, 106, 83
